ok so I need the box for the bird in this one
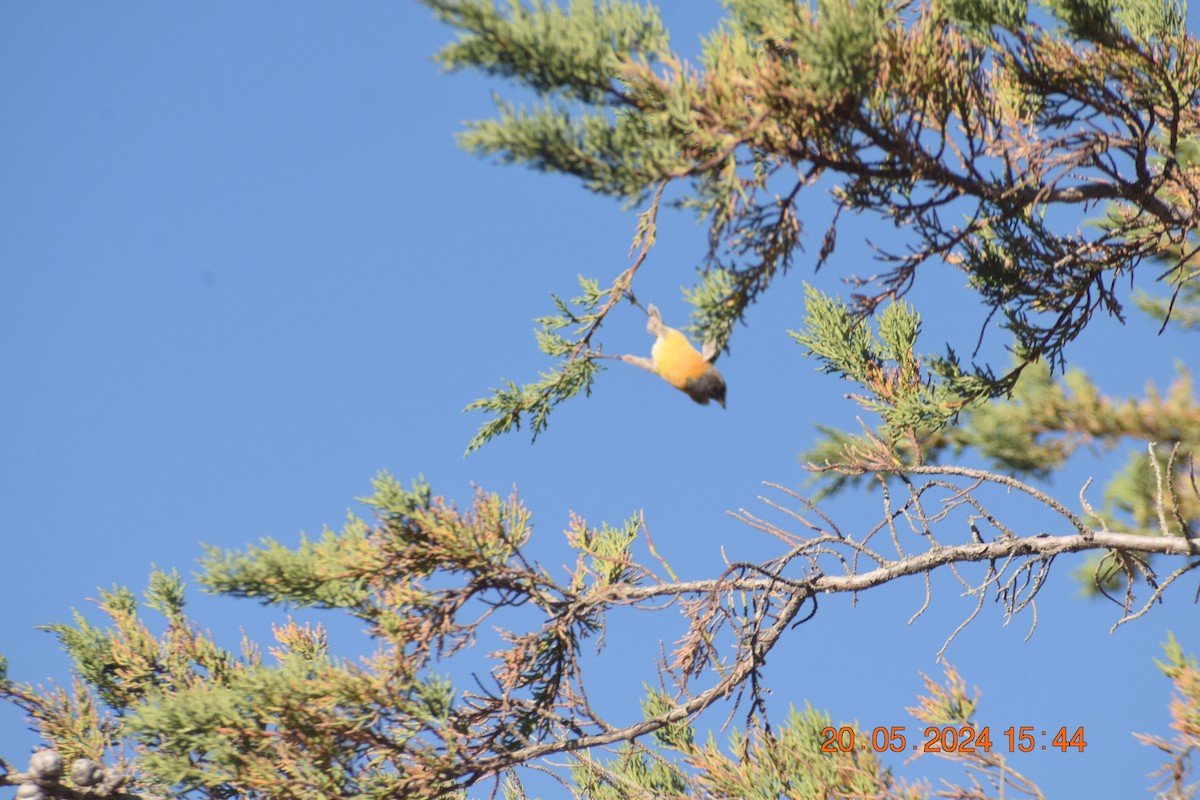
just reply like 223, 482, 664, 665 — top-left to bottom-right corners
617, 303, 726, 408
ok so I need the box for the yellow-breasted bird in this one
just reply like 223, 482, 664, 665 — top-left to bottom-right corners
618, 304, 726, 408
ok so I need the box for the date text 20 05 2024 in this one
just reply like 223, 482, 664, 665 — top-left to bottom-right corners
820, 725, 1088, 754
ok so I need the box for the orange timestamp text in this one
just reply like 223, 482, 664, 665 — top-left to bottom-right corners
820, 725, 1087, 754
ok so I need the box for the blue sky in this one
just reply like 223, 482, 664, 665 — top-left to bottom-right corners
2, 2, 1198, 797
